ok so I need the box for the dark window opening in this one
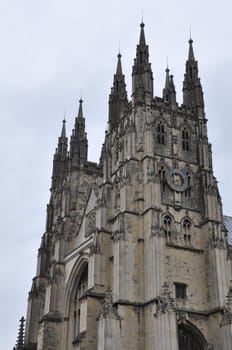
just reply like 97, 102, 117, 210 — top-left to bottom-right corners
163, 215, 172, 242
159, 166, 166, 192
185, 172, 191, 197
182, 127, 190, 151
157, 122, 165, 145
74, 265, 88, 338
175, 283, 187, 299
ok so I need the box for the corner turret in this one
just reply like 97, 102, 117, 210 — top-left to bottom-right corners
51, 119, 68, 189
108, 53, 128, 130
183, 38, 205, 116
132, 22, 153, 105
70, 99, 88, 167
163, 67, 176, 105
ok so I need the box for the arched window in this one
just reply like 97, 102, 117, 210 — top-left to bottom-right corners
74, 265, 88, 338
157, 122, 165, 145
184, 172, 191, 197
182, 127, 190, 151
163, 215, 172, 242
183, 218, 191, 245
178, 323, 206, 350
158, 165, 166, 192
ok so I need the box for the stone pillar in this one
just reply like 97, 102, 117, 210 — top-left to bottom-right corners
221, 290, 232, 349
97, 290, 121, 350
153, 284, 178, 350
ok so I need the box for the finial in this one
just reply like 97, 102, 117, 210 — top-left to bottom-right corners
139, 19, 146, 45
188, 33, 195, 61
165, 64, 170, 89
141, 10, 144, 25
77, 97, 83, 118
166, 56, 169, 71
61, 117, 66, 138
116, 51, 122, 75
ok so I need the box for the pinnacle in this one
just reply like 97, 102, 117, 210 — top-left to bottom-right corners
188, 38, 195, 61
139, 21, 146, 45
61, 119, 66, 138
78, 98, 83, 118
165, 67, 170, 89
116, 52, 122, 75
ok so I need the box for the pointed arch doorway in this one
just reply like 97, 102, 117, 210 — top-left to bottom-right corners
178, 323, 207, 350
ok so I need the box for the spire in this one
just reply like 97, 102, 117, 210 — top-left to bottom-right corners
183, 37, 205, 115
70, 99, 88, 166
56, 119, 68, 160
51, 119, 68, 189
139, 22, 146, 45
132, 22, 153, 105
163, 67, 176, 105
108, 53, 128, 130
188, 38, 195, 61
165, 67, 170, 90
116, 52, 122, 75
14, 317, 25, 350
61, 118, 66, 137
77, 98, 83, 118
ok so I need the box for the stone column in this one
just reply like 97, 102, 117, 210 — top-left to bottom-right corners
97, 290, 121, 350
153, 284, 178, 350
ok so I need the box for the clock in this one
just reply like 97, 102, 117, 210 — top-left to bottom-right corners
166, 168, 188, 192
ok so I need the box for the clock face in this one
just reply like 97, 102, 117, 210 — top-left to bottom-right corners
166, 168, 188, 192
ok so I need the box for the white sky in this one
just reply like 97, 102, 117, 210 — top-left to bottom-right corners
1, 1, 232, 348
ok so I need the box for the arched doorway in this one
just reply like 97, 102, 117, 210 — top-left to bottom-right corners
178, 323, 207, 350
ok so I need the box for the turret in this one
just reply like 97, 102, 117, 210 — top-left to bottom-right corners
163, 67, 176, 105
132, 22, 154, 105
70, 99, 88, 167
183, 38, 205, 116
108, 53, 128, 130
51, 119, 68, 189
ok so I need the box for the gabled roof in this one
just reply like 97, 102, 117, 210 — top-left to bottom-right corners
224, 215, 232, 245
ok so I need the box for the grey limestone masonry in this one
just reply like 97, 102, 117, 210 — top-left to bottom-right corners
16, 23, 232, 350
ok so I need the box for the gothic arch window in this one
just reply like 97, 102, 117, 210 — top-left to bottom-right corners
182, 218, 192, 245
163, 215, 172, 242
184, 172, 191, 197
157, 121, 165, 145
158, 165, 166, 192
182, 127, 190, 151
74, 265, 88, 339
178, 323, 207, 350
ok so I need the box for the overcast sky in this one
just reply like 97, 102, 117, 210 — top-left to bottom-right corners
1, 1, 232, 348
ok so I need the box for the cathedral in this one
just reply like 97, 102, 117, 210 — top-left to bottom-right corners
14, 23, 232, 349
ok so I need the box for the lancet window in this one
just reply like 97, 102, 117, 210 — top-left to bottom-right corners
158, 165, 166, 192
163, 215, 172, 242
182, 127, 190, 151
184, 172, 191, 197
183, 218, 192, 245
157, 122, 165, 145
74, 265, 88, 338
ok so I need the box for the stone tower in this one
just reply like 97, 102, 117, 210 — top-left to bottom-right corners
20, 23, 232, 350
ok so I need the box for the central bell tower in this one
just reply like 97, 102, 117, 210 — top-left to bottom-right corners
21, 23, 232, 350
